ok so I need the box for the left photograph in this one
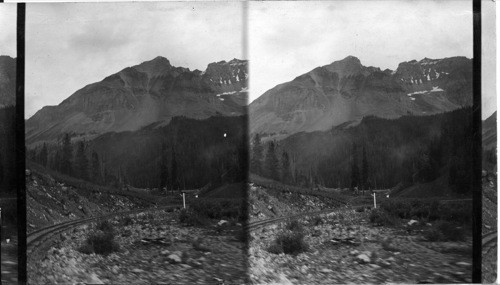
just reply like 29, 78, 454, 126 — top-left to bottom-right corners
25, 3, 249, 284
0, 3, 18, 285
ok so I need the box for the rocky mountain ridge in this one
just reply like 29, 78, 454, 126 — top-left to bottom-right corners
250, 55, 472, 138
26, 56, 248, 145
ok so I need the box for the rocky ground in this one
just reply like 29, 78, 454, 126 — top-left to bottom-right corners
482, 171, 497, 283
249, 208, 472, 284
28, 209, 247, 284
26, 169, 151, 233
249, 183, 346, 222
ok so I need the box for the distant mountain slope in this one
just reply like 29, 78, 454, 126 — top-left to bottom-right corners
26, 57, 248, 145
0, 55, 16, 108
250, 56, 472, 138
483, 111, 497, 151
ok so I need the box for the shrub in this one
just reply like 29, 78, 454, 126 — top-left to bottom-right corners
436, 221, 466, 241
268, 232, 308, 255
424, 221, 466, 242
192, 237, 211, 252
423, 228, 441, 241
369, 209, 397, 226
311, 216, 324, 226
439, 203, 472, 225
380, 199, 472, 225
178, 209, 210, 226
356, 207, 366, 213
190, 198, 243, 221
285, 220, 303, 232
96, 220, 115, 234
79, 230, 119, 255
122, 216, 134, 226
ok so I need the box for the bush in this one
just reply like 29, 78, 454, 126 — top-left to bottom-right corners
122, 216, 134, 226
268, 232, 308, 255
380, 199, 472, 225
424, 220, 466, 242
311, 216, 324, 226
96, 220, 115, 234
369, 209, 397, 226
192, 237, 211, 252
439, 203, 472, 225
285, 220, 303, 232
178, 209, 210, 226
79, 230, 119, 255
423, 228, 441, 241
190, 198, 244, 221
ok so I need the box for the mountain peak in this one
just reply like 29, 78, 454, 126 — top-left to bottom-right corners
340, 55, 361, 63
134, 56, 173, 76
323, 55, 365, 77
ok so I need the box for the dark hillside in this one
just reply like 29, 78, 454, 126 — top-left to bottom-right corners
29, 115, 248, 191
0, 106, 16, 197
253, 107, 473, 197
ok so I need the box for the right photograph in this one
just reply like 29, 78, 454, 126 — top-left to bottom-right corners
248, 1, 474, 284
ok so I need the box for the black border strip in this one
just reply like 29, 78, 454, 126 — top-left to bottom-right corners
16, 3, 26, 284
472, 0, 482, 282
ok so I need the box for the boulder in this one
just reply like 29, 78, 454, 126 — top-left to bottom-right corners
407, 219, 418, 226
167, 254, 182, 264
356, 253, 371, 264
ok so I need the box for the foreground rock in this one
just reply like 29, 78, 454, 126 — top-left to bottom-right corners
249, 208, 472, 284
28, 210, 247, 284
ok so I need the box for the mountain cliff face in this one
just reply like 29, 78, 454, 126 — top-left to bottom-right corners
26, 57, 248, 145
0, 55, 16, 108
250, 56, 472, 138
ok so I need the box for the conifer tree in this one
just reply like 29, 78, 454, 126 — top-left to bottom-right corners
91, 151, 100, 184
171, 146, 178, 192
264, 141, 279, 180
75, 141, 88, 180
159, 143, 168, 191
61, 133, 73, 175
250, 133, 263, 174
350, 143, 359, 190
361, 146, 368, 190
281, 151, 291, 183
39, 143, 48, 167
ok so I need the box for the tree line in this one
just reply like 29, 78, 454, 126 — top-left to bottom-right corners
28, 115, 248, 192
251, 107, 475, 195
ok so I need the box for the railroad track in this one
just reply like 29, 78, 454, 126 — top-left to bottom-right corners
27, 205, 181, 256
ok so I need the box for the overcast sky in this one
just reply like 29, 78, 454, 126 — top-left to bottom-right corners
248, 1, 490, 115
0, 4, 16, 57
482, 0, 496, 119
26, 2, 244, 118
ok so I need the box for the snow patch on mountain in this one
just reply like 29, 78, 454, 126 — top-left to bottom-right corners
430, 86, 444, 92
408, 91, 428, 96
216, 91, 238, 97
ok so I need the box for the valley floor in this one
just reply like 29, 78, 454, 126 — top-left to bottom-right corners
249, 208, 472, 284
248, 182, 472, 284
28, 209, 247, 284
